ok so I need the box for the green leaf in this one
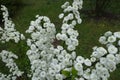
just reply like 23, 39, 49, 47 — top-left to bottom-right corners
71, 67, 78, 76
71, 76, 75, 80
61, 70, 71, 77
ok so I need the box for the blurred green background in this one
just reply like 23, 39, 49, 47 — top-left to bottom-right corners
0, 0, 120, 80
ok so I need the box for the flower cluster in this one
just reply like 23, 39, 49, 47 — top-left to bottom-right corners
0, 50, 23, 80
26, 16, 58, 79
74, 31, 120, 80
56, 0, 83, 51
0, 5, 25, 43
0, 0, 120, 80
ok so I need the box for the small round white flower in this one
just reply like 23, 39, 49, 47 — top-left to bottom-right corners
61, 23, 69, 30
100, 58, 107, 65
99, 36, 107, 44
67, 28, 74, 36
72, 20, 77, 26
84, 59, 92, 66
58, 55, 64, 61
79, 77, 85, 80
49, 70, 55, 76
108, 45, 118, 54
57, 46, 63, 51
90, 57, 96, 62
59, 13, 64, 19
68, 13, 74, 20
107, 35, 116, 43
115, 54, 120, 64
56, 33, 61, 40
54, 65, 61, 73
104, 31, 112, 37
66, 39, 72, 45
97, 47, 107, 55
71, 51, 76, 59
95, 62, 103, 69
107, 54, 115, 61
118, 40, 120, 46
20, 34, 25, 40
61, 33, 68, 40
114, 32, 120, 38
65, 54, 71, 59
40, 71, 46, 78
74, 63, 83, 71
77, 18, 82, 24
67, 45, 75, 51
76, 56, 84, 63
55, 74, 63, 80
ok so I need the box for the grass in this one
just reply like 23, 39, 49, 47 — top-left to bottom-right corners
0, 0, 120, 80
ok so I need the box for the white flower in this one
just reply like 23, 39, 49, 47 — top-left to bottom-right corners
71, 51, 76, 59
20, 34, 25, 40
65, 54, 71, 59
61, 2, 70, 9
66, 39, 72, 45
104, 31, 112, 37
77, 18, 82, 24
100, 58, 107, 65
58, 55, 64, 61
30, 44, 37, 51
49, 70, 55, 76
55, 74, 63, 80
74, 63, 83, 71
67, 28, 74, 36
90, 57, 96, 62
63, 59, 70, 65
27, 39, 32, 46
107, 54, 115, 61
115, 54, 120, 64
114, 32, 120, 38
97, 47, 107, 55
54, 65, 61, 72
95, 62, 103, 69
118, 40, 120, 46
72, 20, 77, 26
99, 36, 107, 44
107, 35, 116, 43
61, 23, 69, 30
56, 33, 61, 40
40, 71, 46, 78
84, 59, 92, 66
108, 45, 118, 54
71, 39, 79, 46
68, 13, 74, 20
101, 68, 110, 79
67, 45, 75, 51
92, 47, 107, 58
57, 46, 63, 51
59, 13, 64, 19
105, 60, 116, 72
61, 33, 68, 40
76, 56, 84, 63
90, 73, 98, 80
78, 78, 84, 80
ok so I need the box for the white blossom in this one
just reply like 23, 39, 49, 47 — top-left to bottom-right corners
108, 45, 118, 54
114, 32, 120, 38
107, 35, 116, 43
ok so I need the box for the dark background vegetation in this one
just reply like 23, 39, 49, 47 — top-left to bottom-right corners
0, 0, 120, 80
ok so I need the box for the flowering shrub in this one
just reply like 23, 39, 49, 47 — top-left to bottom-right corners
0, 0, 120, 80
